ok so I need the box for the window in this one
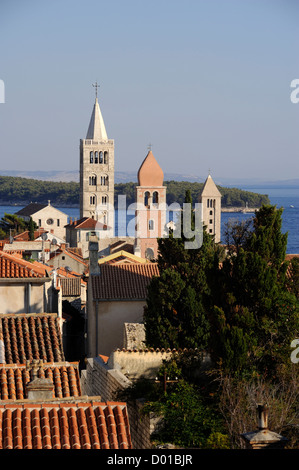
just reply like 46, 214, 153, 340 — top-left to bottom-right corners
101, 176, 108, 186
153, 191, 159, 204
210, 210, 213, 215
57, 219, 60, 226
90, 196, 96, 205
149, 220, 154, 231
209, 229, 213, 233
102, 196, 107, 204
38, 219, 41, 227
94, 151, 98, 163
104, 151, 108, 164
209, 219, 213, 224
90, 151, 94, 163
207, 199, 209, 208
99, 151, 103, 164
46, 218, 54, 225
89, 175, 97, 185
145, 247, 155, 260
144, 191, 150, 206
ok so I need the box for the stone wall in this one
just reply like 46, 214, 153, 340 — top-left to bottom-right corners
123, 323, 146, 349
107, 348, 173, 379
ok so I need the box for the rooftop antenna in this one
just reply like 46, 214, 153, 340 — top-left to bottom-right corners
148, 142, 152, 151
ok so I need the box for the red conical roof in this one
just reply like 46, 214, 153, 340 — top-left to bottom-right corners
137, 151, 164, 186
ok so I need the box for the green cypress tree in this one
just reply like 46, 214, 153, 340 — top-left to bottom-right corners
210, 204, 299, 375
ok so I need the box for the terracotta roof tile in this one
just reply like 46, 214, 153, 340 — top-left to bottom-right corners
0, 313, 64, 364
0, 362, 82, 400
91, 262, 159, 300
65, 217, 108, 231
0, 401, 132, 449
0, 252, 50, 278
13, 229, 48, 242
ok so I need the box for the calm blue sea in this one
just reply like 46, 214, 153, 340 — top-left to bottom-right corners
1, 187, 298, 253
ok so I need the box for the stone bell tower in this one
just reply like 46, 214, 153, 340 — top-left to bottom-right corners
80, 83, 114, 227
134, 150, 167, 260
199, 173, 222, 243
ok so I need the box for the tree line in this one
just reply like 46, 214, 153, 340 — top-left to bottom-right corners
0, 175, 269, 208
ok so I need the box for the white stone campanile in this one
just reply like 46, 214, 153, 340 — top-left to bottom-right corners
80, 93, 114, 227
199, 174, 221, 243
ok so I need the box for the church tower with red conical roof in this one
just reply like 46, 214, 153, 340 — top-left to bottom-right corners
134, 150, 167, 260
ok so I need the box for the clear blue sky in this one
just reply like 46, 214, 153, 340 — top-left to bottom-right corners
0, 0, 298, 183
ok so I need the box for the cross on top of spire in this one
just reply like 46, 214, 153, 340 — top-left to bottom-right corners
92, 81, 100, 99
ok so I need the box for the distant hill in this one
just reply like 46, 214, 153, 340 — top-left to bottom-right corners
0, 169, 298, 188
0, 174, 270, 209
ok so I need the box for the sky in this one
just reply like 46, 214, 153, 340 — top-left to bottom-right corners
0, 0, 298, 183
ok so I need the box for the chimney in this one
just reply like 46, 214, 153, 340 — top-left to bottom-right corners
26, 359, 54, 401
257, 404, 268, 430
89, 233, 100, 274
241, 404, 288, 449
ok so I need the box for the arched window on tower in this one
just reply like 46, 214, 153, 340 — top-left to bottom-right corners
213, 199, 216, 208
89, 175, 97, 186
101, 175, 108, 186
144, 191, 150, 207
90, 195, 96, 205
94, 151, 98, 163
104, 151, 108, 164
153, 191, 159, 205
90, 151, 94, 163
145, 247, 155, 261
102, 196, 108, 205
99, 151, 103, 164
207, 199, 209, 208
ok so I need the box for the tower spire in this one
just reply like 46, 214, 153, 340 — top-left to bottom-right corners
86, 83, 108, 141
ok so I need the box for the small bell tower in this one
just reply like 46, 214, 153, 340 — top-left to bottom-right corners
199, 173, 222, 243
134, 149, 166, 260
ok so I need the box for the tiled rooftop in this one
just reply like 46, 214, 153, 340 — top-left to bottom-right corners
65, 217, 108, 231
59, 277, 81, 297
98, 250, 146, 265
13, 229, 48, 241
91, 262, 159, 300
0, 252, 50, 278
49, 248, 88, 267
0, 362, 82, 400
0, 313, 65, 364
0, 401, 132, 449
15, 202, 47, 217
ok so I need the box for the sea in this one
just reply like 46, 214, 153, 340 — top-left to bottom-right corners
1, 186, 298, 254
